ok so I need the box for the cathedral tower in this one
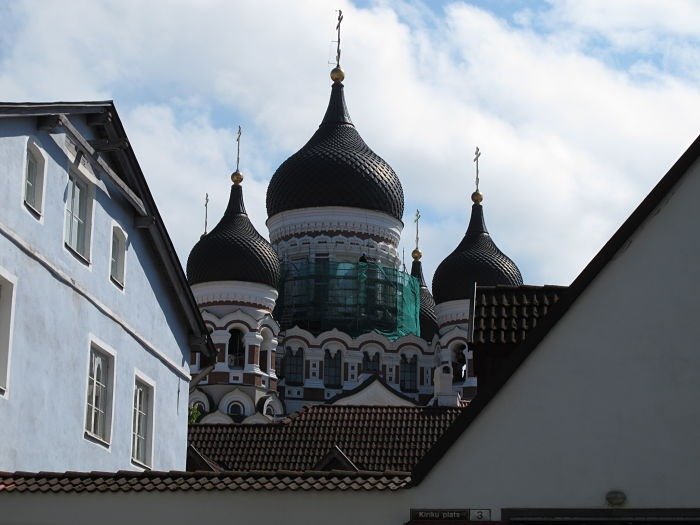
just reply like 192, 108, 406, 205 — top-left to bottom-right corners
187, 153, 284, 423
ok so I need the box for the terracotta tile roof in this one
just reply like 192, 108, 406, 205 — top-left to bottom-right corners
0, 470, 411, 493
188, 405, 465, 472
472, 285, 567, 345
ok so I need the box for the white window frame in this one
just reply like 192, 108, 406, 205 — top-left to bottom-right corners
109, 224, 127, 289
84, 339, 116, 447
0, 267, 17, 398
23, 139, 47, 219
131, 372, 155, 468
64, 169, 94, 263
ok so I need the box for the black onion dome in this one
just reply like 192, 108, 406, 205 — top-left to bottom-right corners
432, 203, 522, 304
266, 81, 404, 221
411, 258, 438, 341
187, 184, 281, 288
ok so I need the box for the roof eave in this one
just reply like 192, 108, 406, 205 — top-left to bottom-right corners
0, 102, 215, 361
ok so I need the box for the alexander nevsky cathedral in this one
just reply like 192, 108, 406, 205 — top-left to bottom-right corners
185, 59, 526, 423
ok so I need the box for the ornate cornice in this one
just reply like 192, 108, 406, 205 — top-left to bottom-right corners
267, 206, 403, 247
192, 281, 278, 312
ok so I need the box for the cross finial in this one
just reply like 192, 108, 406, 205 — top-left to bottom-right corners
335, 10, 343, 68
235, 125, 242, 171
414, 209, 421, 250
412, 210, 423, 260
203, 193, 209, 236
473, 146, 481, 192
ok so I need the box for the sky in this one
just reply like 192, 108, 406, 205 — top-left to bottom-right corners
1, 0, 699, 287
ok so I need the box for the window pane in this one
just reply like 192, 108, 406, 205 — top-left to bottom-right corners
228, 330, 245, 369
324, 350, 341, 388
285, 348, 304, 385
112, 235, 119, 272
65, 175, 89, 256
25, 152, 37, 207
132, 381, 150, 464
85, 349, 110, 441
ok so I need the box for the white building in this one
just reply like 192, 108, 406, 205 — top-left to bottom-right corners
0, 102, 213, 472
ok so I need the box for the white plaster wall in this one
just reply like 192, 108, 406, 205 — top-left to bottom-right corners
412, 156, 700, 514
0, 117, 191, 471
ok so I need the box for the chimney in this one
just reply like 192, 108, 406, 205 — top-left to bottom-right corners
431, 363, 461, 407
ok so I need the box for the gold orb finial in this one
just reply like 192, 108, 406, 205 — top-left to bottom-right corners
411, 248, 422, 261
231, 169, 244, 185
330, 66, 345, 83
471, 190, 483, 204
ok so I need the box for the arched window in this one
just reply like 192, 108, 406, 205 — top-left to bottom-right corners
400, 354, 418, 392
284, 347, 304, 386
227, 401, 245, 423
324, 349, 342, 388
260, 330, 273, 374
227, 402, 243, 416
362, 351, 380, 375
228, 329, 245, 369
264, 404, 275, 417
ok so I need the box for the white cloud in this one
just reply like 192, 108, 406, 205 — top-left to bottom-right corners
2, 0, 699, 290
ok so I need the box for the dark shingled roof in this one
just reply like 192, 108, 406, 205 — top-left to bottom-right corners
0, 470, 411, 493
266, 81, 404, 221
187, 184, 281, 288
187, 405, 464, 472
411, 258, 438, 341
472, 285, 567, 345
432, 202, 523, 304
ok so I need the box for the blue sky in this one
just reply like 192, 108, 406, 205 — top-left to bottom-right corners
2, 0, 699, 287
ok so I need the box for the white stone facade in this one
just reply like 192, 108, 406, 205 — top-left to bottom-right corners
189, 280, 284, 423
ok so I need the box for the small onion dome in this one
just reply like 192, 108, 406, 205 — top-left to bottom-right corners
432, 200, 522, 304
187, 183, 281, 288
411, 251, 438, 341
266, 75, 404, 221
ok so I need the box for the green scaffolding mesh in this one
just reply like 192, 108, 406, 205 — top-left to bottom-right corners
275, 261, 420, 340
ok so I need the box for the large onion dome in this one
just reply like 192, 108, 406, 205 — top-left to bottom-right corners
410, 249, 438, 341
187, 175, 281, 288
432, 193, 522, 304
266, 72, 404, 221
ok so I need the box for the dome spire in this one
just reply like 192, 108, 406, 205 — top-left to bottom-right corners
324, 10, 351, 126
330, 9, 345, 83
201, 192, 209, 238
471, 146, 483, 205
266, 12, 404, 221
231, 125, 244, 185
431, 147, 522, 304
412, 209, 422, 261
409, 208, 438, 340
187, 125, 280, 288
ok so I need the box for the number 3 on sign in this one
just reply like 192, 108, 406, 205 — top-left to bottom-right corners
469, 509, 491, 521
